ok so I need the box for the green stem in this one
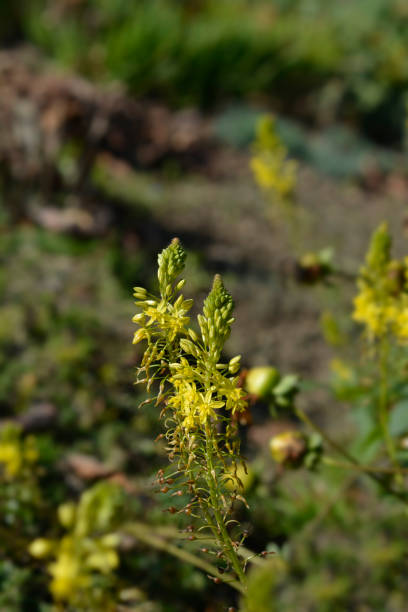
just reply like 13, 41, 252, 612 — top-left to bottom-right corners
204, 424, 247, 587
323, 456, 408, 475
123, 522, 245, 594
295, 406, 407, 504
378, 337, 401, 479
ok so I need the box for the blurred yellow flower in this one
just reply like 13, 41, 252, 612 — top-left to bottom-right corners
250, 115, 297, 204
352, 223, 408, 343
0, 442, 21, 477
0, 427, 38, 479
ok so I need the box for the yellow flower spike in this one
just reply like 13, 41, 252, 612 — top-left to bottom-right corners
133, 241, 249, 586
250, 115, 297, 204
352, 223, 408, 343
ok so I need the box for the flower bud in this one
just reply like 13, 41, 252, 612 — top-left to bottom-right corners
245, 366, 280, 399
269, 431, 307, 467
29, 538, 53, 558
132, 329, 146, 345
58, 502, 76, 528
188, 328, 199, 342
157, 238, 187, 295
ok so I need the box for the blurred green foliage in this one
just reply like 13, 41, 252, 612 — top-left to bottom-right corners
2, 2, 408, 609
10, 0, 408, 143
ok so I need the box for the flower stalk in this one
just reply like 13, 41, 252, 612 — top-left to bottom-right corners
133, 238, 249, 588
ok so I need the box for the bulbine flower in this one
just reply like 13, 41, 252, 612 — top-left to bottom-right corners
353, 223, 408, 342
250, 115, 297, 205
29, 482, 122, 606
133, 239, 249, 584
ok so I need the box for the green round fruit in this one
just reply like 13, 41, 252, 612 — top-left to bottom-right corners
245, 366, 280, 399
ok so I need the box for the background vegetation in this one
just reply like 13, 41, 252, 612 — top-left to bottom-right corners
2, 1, 408, 610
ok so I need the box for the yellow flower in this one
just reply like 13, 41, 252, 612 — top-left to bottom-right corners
353, 282, 408, 343
195, 389, 225, 424
250, 115, 297, 203
85, 543, 119, 573
216, 375, 247, 414
0, 442, 21, 478
251, 155, 296, 198
352, 223, 408, 344
168, 381, 224, 430
48, 538, 89, 601
352, 288, 385, 337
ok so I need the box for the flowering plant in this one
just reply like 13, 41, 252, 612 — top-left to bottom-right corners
133, 238, 251, 589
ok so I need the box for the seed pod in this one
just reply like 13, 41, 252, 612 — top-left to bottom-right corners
269, 430, 307, 467
245, 366, 280, 399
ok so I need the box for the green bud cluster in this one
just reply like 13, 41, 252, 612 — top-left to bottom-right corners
157, 238, 187, 297
365, 222, 391, 280
199, 274, 234, 362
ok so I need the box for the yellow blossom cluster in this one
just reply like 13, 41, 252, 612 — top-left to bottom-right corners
133, 239, 247, 434
31, 532, 119, 601
352, 223, 408, 341
168, 355, 247, 431
29, 482, 121, 606
0, 424, 38, 479
353, 286, 408, 340
250, 115, 297, 203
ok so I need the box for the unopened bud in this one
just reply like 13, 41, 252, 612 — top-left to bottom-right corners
245, 366, 280, 399
58, 502, 76, 528
269, 431, 307, 467
29, 538, 53, 558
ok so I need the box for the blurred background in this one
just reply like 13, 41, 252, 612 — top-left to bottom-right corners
2, 1, 408, 610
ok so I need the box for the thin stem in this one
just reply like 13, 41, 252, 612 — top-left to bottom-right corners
294, 406, 357, 465
295, 406, 407, 504
378, 337, 401, 480
323, 456, 408, 475
123, 522, 245, 594
204, 424, 247, 586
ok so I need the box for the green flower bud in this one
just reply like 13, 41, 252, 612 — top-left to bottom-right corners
188, 328, 199, 342
245, 366, 280, 399
386, 260, 405, 296
157, 238, 187, 296
365, 222, 391, 276
200, 275, 234, 361
180, 338, 199, 357
133, 287, 147, 297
